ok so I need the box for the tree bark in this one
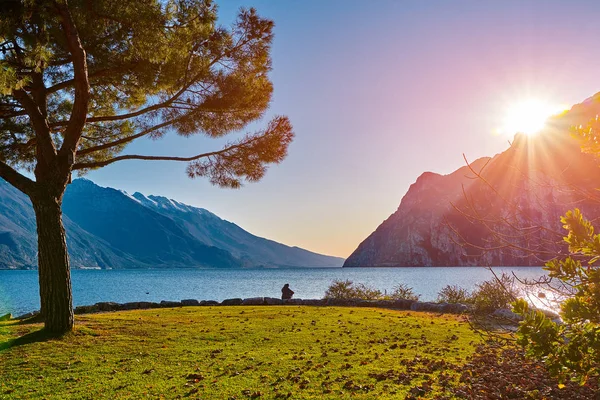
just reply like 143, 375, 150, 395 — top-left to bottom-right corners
31, 193, 74, 333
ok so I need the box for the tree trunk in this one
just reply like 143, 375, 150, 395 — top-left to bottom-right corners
31, 194, 74, 333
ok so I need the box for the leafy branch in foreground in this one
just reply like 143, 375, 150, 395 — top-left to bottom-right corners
513, 208, 600, 385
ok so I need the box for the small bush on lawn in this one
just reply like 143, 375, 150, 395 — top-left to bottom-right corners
389, 283, 420, 301
353, 283, 384, 300
323, 280, 382, 300
323, 280, 420, 301
437, 285, 471, 304
323, 279, 355, 299
471, 273, 519, 314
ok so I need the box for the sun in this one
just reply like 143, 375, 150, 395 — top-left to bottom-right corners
500, 99, 567, 136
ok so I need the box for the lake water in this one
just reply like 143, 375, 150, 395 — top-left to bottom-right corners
0, 267, 548, 316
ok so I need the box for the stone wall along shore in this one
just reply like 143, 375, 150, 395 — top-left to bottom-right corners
15, 298, 469, 320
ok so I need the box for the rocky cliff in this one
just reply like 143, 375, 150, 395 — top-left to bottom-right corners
344, 93, 600, 267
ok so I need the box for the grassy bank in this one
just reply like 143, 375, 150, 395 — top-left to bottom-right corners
0, 306, 479, 399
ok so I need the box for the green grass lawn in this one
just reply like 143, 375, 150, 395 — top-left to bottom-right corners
0, 306, 481, 399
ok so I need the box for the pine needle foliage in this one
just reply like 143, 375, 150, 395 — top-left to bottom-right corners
0, 0, 294, 186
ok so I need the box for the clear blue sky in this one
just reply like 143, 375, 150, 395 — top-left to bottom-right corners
86, 0, 600, 258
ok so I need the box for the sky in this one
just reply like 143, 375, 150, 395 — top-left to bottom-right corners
86, 0, 600, 258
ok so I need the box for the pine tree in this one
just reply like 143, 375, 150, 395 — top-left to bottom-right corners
0, 0, 294, 333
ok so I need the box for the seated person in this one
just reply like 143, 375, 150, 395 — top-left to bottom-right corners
281, 283, 294, 300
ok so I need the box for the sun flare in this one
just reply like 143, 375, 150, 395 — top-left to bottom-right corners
501, 99, 567, 136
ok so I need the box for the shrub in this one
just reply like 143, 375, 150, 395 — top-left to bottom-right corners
436, 285, 471, 304
353, 283, 384, 300
471, 272, 518, 314
388, 283, 420, 301
323, 279, 355, 299
323, 280, 382, 300
323, 280, 419, 301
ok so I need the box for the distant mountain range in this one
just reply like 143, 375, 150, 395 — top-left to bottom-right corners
0, 179, 344, 269
344, 93, 600, 267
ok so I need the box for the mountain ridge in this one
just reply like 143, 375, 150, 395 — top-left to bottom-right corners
0, 178, 344, 269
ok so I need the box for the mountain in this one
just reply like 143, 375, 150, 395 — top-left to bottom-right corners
0, 179, 344, 269
344, 93, 600, 267
0, 181, 37, 268
0, 179, 142, 269
130, 192, 343, 268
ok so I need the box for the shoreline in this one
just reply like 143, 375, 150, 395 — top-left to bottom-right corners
14, 297, 469, 320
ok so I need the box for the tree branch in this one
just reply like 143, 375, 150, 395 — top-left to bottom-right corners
0, 138, 37, 154
46, 65, 132, 94
12, 89, 56, 162
49, 73, 198, 127
54, 0, 90, 157
73, 135, 265, 170
0, 110, 27, 118
77, 117, 181, 156
50, 35, 254, 127
76, 106, 254, 157
73, 151, 219, 170
0, 160, 36, 195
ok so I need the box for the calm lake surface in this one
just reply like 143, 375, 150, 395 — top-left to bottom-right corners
0, 267, 547, 316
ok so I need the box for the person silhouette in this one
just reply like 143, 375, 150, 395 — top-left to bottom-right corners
281, 283, 294, 300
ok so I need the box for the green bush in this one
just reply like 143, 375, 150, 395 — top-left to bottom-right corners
471, 273, 518, 314
323, 280, 383, 300
436, 285, 471, 304
388, 283, 420, 301
353, 283, 384, 300
323, 280, 420, 301
323, 279, 355, 299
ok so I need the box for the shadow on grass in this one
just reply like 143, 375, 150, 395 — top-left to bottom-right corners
0, 328, 61, 351
13, 314, 45, 325
465, 313, 518, 344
